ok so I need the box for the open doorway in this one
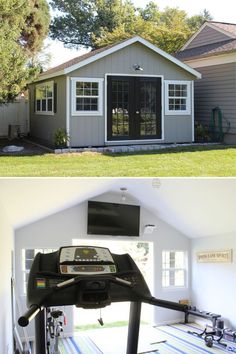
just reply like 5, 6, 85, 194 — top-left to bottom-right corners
72, 239, 154, 332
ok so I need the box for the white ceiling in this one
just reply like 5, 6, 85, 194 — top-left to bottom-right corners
0, 178, 235, 238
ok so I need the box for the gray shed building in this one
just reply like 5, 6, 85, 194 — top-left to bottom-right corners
177, 21, 236, 144
29, 36, 201, 147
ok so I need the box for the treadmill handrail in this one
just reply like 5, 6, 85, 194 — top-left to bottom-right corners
18, 304, 42, 327
18, 274, 133, 327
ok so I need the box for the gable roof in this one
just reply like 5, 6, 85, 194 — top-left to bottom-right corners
37, 36, 201, 82
181, 21, 236, 51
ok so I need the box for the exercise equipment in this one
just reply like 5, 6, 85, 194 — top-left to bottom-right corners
18, 246, 188, 354
188, 320, 224, 346
184, 306, 221, 327
188, 319, 236, 352
46, 308, 66, 354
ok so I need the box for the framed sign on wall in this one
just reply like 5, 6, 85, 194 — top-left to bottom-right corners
196, 249, 232, 263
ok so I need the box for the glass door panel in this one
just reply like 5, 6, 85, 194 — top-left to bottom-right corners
107, 76, 161, 141
111, 80, 129, 137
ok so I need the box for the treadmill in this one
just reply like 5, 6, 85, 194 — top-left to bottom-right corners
18, 246, 188, 354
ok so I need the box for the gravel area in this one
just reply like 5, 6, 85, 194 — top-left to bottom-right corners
0, 138, 51, 156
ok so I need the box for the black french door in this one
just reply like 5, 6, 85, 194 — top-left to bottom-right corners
107, 76, 162, 141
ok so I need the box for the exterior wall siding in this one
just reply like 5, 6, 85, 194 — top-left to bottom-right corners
29, 75, 67, 146
164, 116, 193, 143
68, 42, 195, 146
186, 26, 230, 50
194, 62, 236, 143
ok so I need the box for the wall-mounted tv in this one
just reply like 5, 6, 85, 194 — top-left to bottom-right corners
87, 201, 140, 236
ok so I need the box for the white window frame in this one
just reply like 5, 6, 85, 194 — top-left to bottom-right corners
162, 250, 188, 290
71, 77, 103, 116
21, 248, 56, 295
35, 80, 54, 115
165, 81, 191, 115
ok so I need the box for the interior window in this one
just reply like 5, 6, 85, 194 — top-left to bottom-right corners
22, 248, 56, 294
162, 250, 187, 288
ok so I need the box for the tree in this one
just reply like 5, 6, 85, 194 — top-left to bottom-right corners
50, 0, 212, 54
95, 5, 213, 53
187, 9, 213, 33
21, 0, 51, 56
50, 0, 136, 49
0, 0, 50, 102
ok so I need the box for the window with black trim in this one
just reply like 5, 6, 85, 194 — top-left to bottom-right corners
162, 250, 187, 288
165, 81, 191, 115
35, 81, 54, 114
71, 78, 103, 116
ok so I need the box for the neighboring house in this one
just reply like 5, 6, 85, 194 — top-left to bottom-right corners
176, 21, 236, 144
28, 36, 200, 147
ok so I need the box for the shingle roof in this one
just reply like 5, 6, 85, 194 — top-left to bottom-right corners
176, 38, 236, 61
209, 21, 236, 37
39, 40, 126, 78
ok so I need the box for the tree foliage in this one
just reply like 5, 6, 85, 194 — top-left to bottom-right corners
50, 0, 212, 53
0, 0, 50, 102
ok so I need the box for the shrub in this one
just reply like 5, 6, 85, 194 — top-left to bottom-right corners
54, 128, 70, 148
195, 122, 211, 142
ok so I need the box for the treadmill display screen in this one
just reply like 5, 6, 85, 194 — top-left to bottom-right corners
75, 248, 97, 261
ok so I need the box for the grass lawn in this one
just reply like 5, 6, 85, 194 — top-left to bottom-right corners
0, 145, 235, 176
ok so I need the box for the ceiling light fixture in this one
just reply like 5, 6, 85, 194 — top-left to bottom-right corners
152, 178, 161, 189
144, 224, 156, 234
120, 187, 127, 202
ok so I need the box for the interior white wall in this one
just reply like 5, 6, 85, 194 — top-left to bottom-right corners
191, 232, 236, 328
0, 203, 14, 354
14, 192, 190, 338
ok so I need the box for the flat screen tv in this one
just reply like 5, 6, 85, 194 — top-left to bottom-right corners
87, 201, 140, 236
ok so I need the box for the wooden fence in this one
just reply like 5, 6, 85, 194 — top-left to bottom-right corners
0, 99, 29, 137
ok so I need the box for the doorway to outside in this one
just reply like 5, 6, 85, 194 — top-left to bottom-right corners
72, 239, 154, 331
107, 75, 162, 141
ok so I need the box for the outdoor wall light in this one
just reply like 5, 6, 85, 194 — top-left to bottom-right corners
133, 64, 143, 71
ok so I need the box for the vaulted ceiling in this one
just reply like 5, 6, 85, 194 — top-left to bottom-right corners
0, 178, 235, 238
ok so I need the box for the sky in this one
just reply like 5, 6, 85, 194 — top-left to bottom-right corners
47, 0, 236, 68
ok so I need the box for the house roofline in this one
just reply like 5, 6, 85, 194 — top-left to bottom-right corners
34, 36, 201, 82
181, 21, 236, 51
183, 51, 236, 68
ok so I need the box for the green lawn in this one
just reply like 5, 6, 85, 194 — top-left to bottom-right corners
0, 145, 235, 176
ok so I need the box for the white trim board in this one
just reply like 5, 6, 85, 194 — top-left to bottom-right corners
66, 77, 70, 147
184, 52, 236, 68
191, 81, 194, 142
36, 36, 201, 82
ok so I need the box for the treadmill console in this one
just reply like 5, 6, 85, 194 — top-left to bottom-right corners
59, 246, 117, 275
